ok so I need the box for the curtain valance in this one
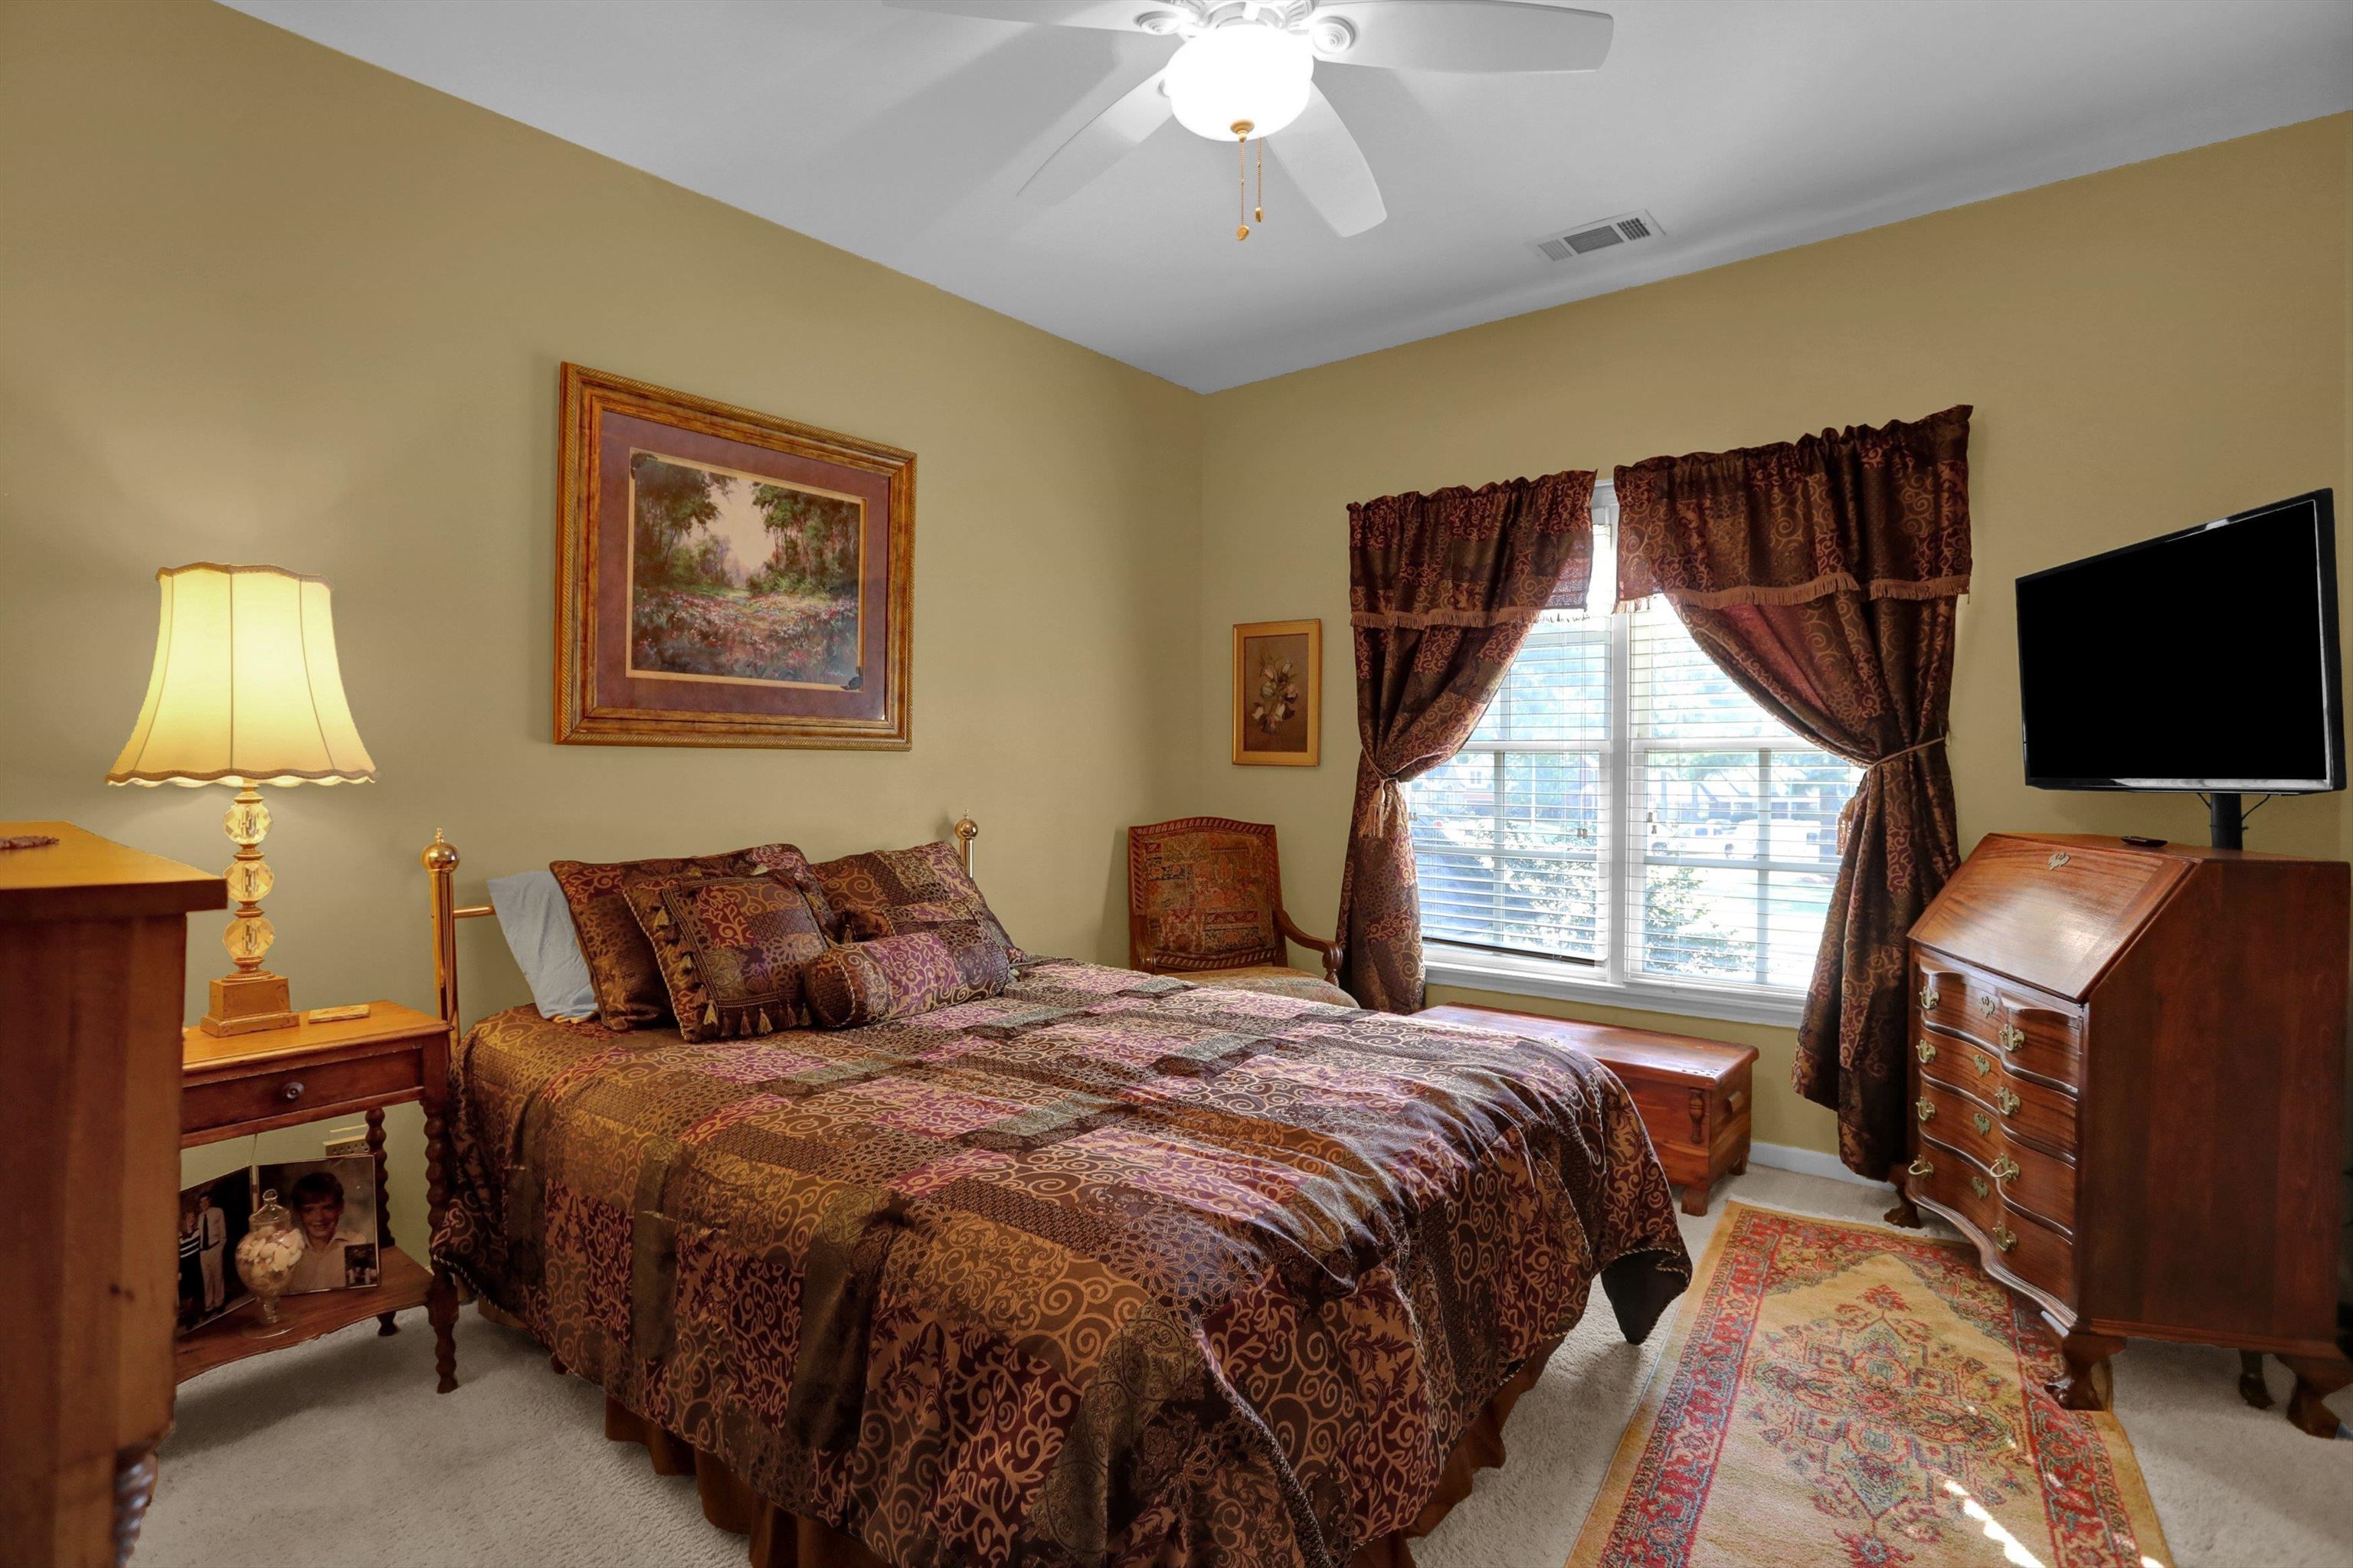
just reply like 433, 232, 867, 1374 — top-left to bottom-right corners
1613, 406, 1972, 611
1349, 472, 1595, 625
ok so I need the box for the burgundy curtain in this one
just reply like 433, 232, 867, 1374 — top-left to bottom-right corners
1615, 408, 1972, 1177
1336, 473, 1595, 1013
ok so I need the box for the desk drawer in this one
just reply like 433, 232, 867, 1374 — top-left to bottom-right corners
184, 1049, 421, 1138
1911, 1073, 2077, 1229
1915, 1136, 2076, 1304
1913, 953, 2083, 1089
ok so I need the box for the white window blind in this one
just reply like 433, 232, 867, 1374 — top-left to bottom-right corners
1406, 484, 1861, 1005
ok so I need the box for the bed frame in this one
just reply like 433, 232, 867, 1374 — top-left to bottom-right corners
420, 816, 980, 1033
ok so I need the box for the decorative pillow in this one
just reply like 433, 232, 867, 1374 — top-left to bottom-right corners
550, 844, 817, 1030
623, 872, 832, 1043
803, 921, 1013, 1029
808, 840, 1023, 961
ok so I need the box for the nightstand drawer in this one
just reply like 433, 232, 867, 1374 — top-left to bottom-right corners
182, 1048, 421, 1139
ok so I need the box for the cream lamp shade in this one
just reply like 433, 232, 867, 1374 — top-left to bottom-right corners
106, 563, 374, 1037
106, 564, 375, 787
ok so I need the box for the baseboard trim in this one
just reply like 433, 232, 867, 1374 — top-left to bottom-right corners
1747, 1141, 1883, 1188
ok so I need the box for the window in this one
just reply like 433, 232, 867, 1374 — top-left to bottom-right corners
1405, 483, 1860, 1020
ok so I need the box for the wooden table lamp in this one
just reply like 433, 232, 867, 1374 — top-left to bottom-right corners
106, 563, 376, 1036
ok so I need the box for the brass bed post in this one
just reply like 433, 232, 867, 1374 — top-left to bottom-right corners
424, 831, 463, 1030
422, 830, 494, 1032
953, 814, 977, 875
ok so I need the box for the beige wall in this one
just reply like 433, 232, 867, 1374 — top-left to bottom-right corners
0, 0, 1202, 1216
1193, 115, 2353, 1158
3, 0, 2347, 1201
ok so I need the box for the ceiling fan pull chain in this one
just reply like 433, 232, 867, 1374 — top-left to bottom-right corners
1255, 133, 1265, 227
1235, 119, 1252, 241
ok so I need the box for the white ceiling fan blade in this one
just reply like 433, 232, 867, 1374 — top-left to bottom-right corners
1314, 1, 1613, 73
1268, 85, 1385, 237
1018, 69, 1175, 206
877, 0, 1162, 30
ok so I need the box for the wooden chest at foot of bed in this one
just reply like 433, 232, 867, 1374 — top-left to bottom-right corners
1415, 1003, 1755, 1216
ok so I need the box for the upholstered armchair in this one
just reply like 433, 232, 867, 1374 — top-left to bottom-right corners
1126, 817, 1353, 1006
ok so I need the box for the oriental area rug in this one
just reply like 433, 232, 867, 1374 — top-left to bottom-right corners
1566, 1203, 2171, 1568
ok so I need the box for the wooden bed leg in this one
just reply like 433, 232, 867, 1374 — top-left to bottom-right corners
2238, 1350, 2273, 1409
423, 1079, 459, 1393
1679, 1183, 1710, 1217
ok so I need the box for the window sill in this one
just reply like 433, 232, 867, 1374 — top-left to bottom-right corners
1422, 945, 1809, 1029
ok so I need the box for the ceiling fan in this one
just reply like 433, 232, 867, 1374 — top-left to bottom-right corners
878, 1, 1613, 239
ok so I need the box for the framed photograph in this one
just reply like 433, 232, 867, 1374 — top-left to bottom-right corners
256, 1157, 381, 1294
1232, 619, 1321, 767
557, 363, 915, 749
176, 1171, 253, 1334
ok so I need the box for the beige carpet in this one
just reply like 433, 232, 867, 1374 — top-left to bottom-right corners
140, 1168, 2351, 1568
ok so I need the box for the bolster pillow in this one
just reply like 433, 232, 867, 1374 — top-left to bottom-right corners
803, 921, 1013, 1028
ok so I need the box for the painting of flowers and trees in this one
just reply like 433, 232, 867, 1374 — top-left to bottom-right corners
627, 451, 865, 687
558, 364, 913, 750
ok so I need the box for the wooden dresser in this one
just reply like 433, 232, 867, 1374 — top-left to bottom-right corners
0, 823, 224, 1566
1897, 832, 2351, 1435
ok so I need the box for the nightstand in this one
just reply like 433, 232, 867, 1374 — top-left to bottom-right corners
178, 1000, 460, 1391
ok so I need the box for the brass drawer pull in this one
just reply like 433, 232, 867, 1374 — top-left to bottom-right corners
1916, 1038, 1937, 1065
1994, 1224, 2018, 1252
1991, 1154, 2021, 1183
1972, 1052, 1992, 1076
1919, 982, 1941, 1012
1969, 1174, 1990, 1198
1999, 1023, 2025, 1052
1994, 1086, 2021, 1115
1978, 994, 1998, 1020
1972, 1110, 1993, 1135
1907, 1156, 1935, 1179
1916, 1097, 1937, 1123
2048, 850, 2070, 869
280, 1079, 306, 1103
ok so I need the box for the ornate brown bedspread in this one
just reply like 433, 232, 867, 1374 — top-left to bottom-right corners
437, 961, 1689, 1568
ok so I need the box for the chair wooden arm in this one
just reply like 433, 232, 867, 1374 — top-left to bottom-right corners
1276, 908, 1344, 985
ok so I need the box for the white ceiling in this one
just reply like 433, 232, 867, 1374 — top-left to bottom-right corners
222, 0, 2353, 393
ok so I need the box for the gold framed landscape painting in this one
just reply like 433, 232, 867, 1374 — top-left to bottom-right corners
556, 363, 914, 748
1232, 619, 1320, 766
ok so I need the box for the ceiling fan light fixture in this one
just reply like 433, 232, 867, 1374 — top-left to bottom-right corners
1165, 24, 1313, 140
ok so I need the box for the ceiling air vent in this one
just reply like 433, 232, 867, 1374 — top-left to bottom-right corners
1534, 210, 1663, 264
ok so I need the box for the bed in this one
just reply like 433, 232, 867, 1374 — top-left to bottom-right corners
424, 828, 1690, 1568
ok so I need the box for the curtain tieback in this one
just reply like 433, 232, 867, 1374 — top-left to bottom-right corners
1835, 736, 1947, 851
1864, 735, 1948, 771
1356, 772, 1412, 840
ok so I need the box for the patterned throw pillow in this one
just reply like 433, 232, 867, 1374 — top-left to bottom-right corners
622, 873, 832, 1043
550, 844, 817, 1031
808, 840, 1024, 961
803, 921, 1013, 1028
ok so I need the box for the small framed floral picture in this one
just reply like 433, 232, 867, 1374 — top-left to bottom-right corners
1232, 619, 1321, 767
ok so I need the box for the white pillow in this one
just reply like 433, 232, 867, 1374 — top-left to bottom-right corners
487, 871, 599, 1022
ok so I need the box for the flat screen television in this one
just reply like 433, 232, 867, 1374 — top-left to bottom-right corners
2015, 489, 2343, 800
